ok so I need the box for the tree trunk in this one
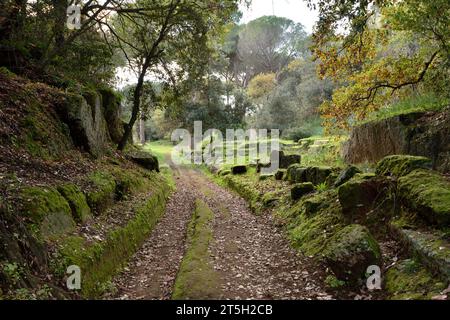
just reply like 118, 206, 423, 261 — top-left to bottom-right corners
117, 58, 151, 151
139, 118, 146, 145
52, 0, 66, 48
135, 122, 140, 143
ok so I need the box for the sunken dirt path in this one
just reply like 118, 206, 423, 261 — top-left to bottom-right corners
109, 166, 332, 300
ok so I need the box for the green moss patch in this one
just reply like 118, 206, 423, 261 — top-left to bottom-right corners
214, 164, 289, 215
222, 174, 263, 214
85, 171, 117, 214
385, 259, 447, 300
322, 224, 381, 282
11, 81, 73, 159
337, 174, 393, 224
172, 199, 221, 300
398, 169, 450, 226
376, 155, 432, 177
281, 190, 345, 257
57, 184, 91, 223
21, 187, 75, 239
110, 167, 150, 200
390, 225, 450, 281
85, 167, 166, 214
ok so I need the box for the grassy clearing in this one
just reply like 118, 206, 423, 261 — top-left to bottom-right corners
172, 199, 220, 300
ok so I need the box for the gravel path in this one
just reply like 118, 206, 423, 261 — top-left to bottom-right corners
111, 166, 332, 300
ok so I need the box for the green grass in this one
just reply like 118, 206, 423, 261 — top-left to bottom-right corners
145, 138, 299, 167
360, 93, 449, 124
300, 136, 346, 168
281, 117, 324, 141
147, 135, 347, 170
172, 199, 220, 299
142, 140, 174, 165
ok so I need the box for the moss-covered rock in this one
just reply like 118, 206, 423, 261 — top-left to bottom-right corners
283, 190, 345, 256
57, 184, 91, 223
322, 224, 381, 282
286, 164, 305, 182
275, 169, 286, 180
390, 225, 450, 281
376, 155, 432, 177
299, 190, 336, 217
286, 165, 334, 185
305, 166, 334, 185
59, 92, 110, 158
397, 169, 450, 226
278, 151, 301, 169
334, 166, 362, 187
21, 187, 75, 239
127, 151, 159, 172
85, 171, 117, 215
110, 167, 150, 200
231, 165, 247, 175
291, 182, 314, 201
261, 191, 282, 208
385, 259, 447, 300
99, 88, 123, 145
337, 174, 391, 223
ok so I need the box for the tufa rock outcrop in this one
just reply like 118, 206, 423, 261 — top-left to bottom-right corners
59, 92, 111, 158
342, 108, 450, 173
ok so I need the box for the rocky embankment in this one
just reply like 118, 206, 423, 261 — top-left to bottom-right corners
0, 70, 166, 299
215, 154, 450, 299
